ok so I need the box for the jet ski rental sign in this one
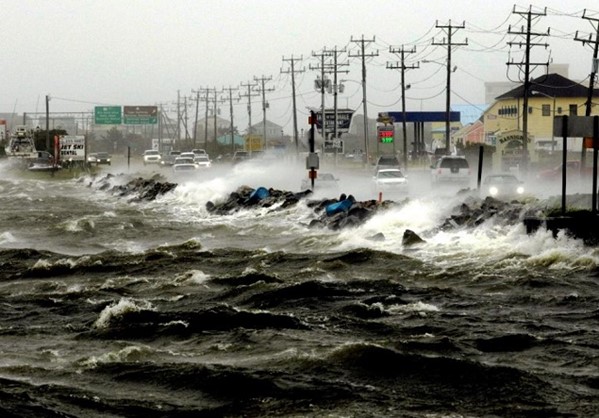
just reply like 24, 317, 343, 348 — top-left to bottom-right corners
59, 135, 86, 161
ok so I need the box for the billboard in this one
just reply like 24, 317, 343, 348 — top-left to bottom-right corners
60, 135, 86, 161
313, 108, 354, 134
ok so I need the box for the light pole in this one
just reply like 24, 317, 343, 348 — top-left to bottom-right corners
530, 89, 556, 153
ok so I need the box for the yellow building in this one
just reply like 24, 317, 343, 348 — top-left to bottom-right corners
482, 73, 599, 171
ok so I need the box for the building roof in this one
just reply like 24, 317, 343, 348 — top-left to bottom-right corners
496, 73, 599, 100
216, 134, 244, 146
250, 120, 283, 130
451, 104, 486, 124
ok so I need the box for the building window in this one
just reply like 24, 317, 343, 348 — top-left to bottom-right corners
542, 104, 551, 116
557, 106, 562, 114
569, 104, 578, 116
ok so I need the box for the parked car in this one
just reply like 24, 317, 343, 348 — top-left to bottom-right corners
161, 150, 181, 167
481, 174, 525, 199
143, 149, 162, 165
431, 155, 471, 187
373, 168, 408, 194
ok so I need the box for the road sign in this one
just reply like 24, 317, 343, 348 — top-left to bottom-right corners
124, 106, 158, 125
94, 106, 122, 125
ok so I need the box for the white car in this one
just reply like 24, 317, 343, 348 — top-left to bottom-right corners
143, 149, 162, 165
194, 154, 211, 168
373, 168, 408, 193
172, 157, 199, 174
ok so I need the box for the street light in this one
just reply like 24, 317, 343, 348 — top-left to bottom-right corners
530, 89, 556, 153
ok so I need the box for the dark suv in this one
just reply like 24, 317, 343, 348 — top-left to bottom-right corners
374, 154, 400, 172
431, 156, 471, 187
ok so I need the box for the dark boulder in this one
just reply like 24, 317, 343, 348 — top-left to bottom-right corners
402, 229, 426, 246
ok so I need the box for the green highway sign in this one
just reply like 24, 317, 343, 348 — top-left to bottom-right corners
124, 106, 158, 125
94, 106, 122, 125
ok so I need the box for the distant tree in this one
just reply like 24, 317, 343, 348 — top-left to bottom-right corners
33, 129, 68, 152
101, 127, 124, 144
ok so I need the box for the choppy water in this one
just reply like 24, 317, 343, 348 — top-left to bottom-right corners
0, 158, 598, 417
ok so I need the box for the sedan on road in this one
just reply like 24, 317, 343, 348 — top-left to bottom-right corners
373, 168, 408, 195
481, 174, 525, 199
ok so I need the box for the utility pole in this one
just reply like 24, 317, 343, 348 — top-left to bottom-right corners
194, 88, 212, 150
388, 45, 418, 170
192, 89, 200, 147
240, 80, 259, 150
325, 46, 349, 163
45, 95, 50, 150
313, 46, 350, 164
349, 35, 378, 167
222, 86, 238, 154
281, 55, 305, 157
433, 20, 467, 155
198, 87, 215, 151
575, 9, 599, 171
507, 6, 549, 172
182, 95, 193, 142
310, 50, 330, 149
254, 75, 274, 150
176, 90, 181, 141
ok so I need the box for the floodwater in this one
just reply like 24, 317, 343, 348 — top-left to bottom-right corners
0, 154, 597, 417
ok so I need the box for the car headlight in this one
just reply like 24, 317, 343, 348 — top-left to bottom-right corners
517, 186, 524, 194
489, 186, 498, 196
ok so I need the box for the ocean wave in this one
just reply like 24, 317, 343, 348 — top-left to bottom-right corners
94, 298, 156, 329
77, 344, 157, 369
89, 302, 308, 340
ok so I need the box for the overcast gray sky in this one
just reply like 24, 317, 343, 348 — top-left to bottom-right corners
2, 0, 598, 134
